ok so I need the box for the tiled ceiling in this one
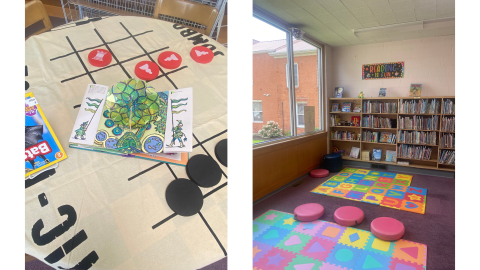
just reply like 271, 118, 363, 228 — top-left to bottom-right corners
253, 0, 455, 47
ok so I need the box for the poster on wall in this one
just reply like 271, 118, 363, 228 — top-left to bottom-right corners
362, 61, 404, 80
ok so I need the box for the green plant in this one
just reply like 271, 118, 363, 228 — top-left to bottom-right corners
259, 121, 283, 139
283, 129, 291, 137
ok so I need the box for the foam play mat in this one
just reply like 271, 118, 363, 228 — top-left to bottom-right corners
253, 210, 427, 270
311, 168, 427, 214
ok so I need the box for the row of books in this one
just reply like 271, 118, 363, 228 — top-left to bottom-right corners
397, 145, 433, 160
399, 99, 440, 114
331, 131, 356, 140
332, 102, 362, 113
442, 99, 455, 114
398, 115, 438, 130
362, 131, 379, 143
329, 115, 340, 126
370, 149, 397, 162
439, 150, 455, 165
441, 116, 455, 132
362, 116, 395, 128
362, 101, 397, 113
440, 133, 455, 148
397, 131, 437, 145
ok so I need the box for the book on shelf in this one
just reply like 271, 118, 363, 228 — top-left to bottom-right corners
332, 103, 339, 112
330, 115, 341, 126
399, 98, 440, 114
353, 104, 362, 112
398, 115, 438, 130
351, 116, 360, 126
362, 130, 379, 142
331, 131, 356, 140
379, 88, 386, 97
441, 116, 455, 132
398, 131, 436, 145
397, 161, 409, 165
372, 149, 382, 161
334, 87, 344, 98
386, 150, 396, 162
398, 145, 432, 160
361, 115, 394, 128
409, 84, 422, 97
362, 101, 397, 113
442, 99, 455, 114
350, 147, 360, 159
439, 150, 455, 164
440, 133, 455, 148
342, 102, 351, 112
379, 132, 393, 143
361, 150, 370, 161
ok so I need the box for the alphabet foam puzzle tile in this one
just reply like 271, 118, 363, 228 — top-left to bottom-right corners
253, 210, 427, 270
341, 168, 358, 173
311, 169, 426, 214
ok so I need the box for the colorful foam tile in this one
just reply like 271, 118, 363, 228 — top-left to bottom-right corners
311, 186, 333, 194
254, 221, 272, 239
357, 179, 375, 187
284, 254, 323, 270
253, 240, 274, 264
337, 172, 353, 178
389, 257, 425, 270
352, 184, 371, 193
355, 169, 370, 174
330, 175, 348, 182
363, 175, 380, 181
361, 193, 384, 205
390, 184, 408, 192
338, 183, 356, 190
367, 170, 383, 176
273, 213, 302, 231
255, 226, 291, 247
400, 200, 425, 214
380, 172, 397, 178
328, 188, 350, 198
379, 196, 403, 209
406, 186, 427, 196
254, 247, 297, 270
367, 187, 388, 196
341, 168, 358, 173
404, 193, 426, 203
315, 222, 347, 242
344, 177, 362, 184
299, 236, 337, 262
394, 174, 413, 181
345, 190, 366, 201
377, 177, 394, 183
373, 182, 392, 189
392, 178, 411, 186
384, 189, 406, 200
324, 243, 364, 269
364, 236, 396, 257
392, 239, 427, 266
275, 231, 312, 253
354, 250, 392, 270
293, 220, 326, 236
256, 210, 287, 225
338, 227, 372, 249
322, 180, 342, 188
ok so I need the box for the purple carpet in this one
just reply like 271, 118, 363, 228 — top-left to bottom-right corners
253, 166, 455, 269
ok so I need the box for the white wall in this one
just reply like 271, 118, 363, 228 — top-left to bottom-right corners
330, 35, 455, 98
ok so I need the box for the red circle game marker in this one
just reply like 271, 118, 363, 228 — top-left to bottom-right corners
190, 46, 214, 64
88, 49, 112, 67
158, 51, 182, 69
135, 61, 160, 81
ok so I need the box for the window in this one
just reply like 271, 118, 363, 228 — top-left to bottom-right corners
286, 63, 299, 88
296, 103, 306, 127
253, 101, 263, 122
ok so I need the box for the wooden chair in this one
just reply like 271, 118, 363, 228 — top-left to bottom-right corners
153, 0, 218, 36
25, 0, 53, 40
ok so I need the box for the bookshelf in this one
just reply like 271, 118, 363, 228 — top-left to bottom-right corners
328, 96, 455, 172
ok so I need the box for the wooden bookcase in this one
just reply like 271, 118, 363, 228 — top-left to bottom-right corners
328, 96, 455, 172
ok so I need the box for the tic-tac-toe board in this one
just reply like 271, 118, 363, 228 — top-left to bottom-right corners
311, 168, 427, 214
253, 210, 427, 270
25, 16, 227, 270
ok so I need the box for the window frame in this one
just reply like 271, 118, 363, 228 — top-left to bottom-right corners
253, 100, 263, 123
296, 102, 307, 128
285, 63, 299, 88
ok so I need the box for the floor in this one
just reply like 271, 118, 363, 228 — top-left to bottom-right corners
253, 166, 455, 269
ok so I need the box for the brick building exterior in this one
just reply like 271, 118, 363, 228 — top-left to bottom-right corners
253, 39, 320, 135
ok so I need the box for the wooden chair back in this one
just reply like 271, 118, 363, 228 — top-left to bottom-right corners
25, 0, 53, 40
153, 0, 218, 35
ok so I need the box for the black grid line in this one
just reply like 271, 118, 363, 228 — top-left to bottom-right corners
152, 213, 177, 230
199, 211, 227, 256
94, 29, 131, 78
66, 36, 95, 84
203, 182, 227, 199
193, 133, 227, 179
61, 47, 169, 83
193, 129, 227, 148
128, 162, 164, 181
145, 66, 188, 83
119, 22, 179, 89
50, 30, 153, 61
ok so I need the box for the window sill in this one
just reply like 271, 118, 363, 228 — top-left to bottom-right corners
253, 130, 327, 150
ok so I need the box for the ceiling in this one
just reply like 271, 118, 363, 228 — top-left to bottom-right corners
253, 0, 455, 47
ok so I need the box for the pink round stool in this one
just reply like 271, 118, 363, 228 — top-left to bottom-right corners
334, 206, 364, 226
294, 203, 324, 222
371, 217, 405, 241
310, 169, 329, 178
